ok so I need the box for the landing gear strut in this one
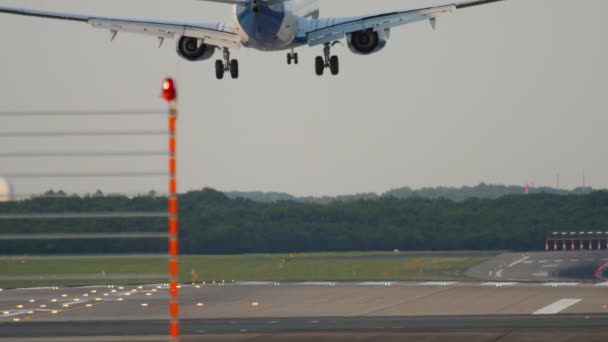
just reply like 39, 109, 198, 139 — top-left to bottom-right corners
315, 43, 339, 76
215, 48, 239, 79
287, 49, 299, 65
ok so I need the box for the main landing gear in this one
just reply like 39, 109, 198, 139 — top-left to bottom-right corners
287, 49, 299, 65
315, 42, 339, 76
215, 48, 239, 80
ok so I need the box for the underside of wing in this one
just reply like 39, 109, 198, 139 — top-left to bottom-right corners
0, 6, 241, 49
305, 0, 506, 47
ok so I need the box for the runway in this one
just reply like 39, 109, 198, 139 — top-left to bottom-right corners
2, 251, 608, 340
466, 250, 608, 281
2, 280, 608, 339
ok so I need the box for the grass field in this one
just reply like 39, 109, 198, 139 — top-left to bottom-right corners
0, 252, 488, 289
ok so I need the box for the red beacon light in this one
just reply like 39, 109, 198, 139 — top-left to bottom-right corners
161, 78, 177, 102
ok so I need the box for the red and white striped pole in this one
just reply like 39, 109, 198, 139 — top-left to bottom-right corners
580, 240, 584, 250
162, 78, 179, 342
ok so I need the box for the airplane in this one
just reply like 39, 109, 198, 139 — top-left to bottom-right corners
0, 0, 506, 79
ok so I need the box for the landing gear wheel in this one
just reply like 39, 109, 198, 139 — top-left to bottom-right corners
315, 56, 324, 76
287, 54, 292, 65
230, 59, 239, 79
215, 60, 224, 80
293, 53, 299, 65
329, 55, 339, 75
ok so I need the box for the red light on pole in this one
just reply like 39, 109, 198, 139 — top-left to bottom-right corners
162, 78, 177, 102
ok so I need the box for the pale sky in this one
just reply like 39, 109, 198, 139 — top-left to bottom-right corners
0, 0, 607, 197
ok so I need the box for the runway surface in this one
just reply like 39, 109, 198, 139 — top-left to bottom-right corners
466, 250, 608, 281
2, 280, 608, 338
2, 250, 608, 340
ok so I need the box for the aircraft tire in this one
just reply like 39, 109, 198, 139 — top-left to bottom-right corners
330, 56, 339, 75
215, 60, 224, 80
315, 56, 324, 76
230, 59, 239, 79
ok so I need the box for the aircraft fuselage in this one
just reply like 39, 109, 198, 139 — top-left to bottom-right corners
232, 0, 319, 51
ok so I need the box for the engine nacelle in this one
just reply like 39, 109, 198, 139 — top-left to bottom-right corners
176, 36, 215, 61
347, 29, 390, 55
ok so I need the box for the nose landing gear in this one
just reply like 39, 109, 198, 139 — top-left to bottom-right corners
287, 49, 299, 65
215, 48, 239, 80
315, 42, 340, 76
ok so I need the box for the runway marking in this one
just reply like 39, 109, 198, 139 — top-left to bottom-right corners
294, 282, 335, 286
543, 264, 558, 268
508, 256, 530, 267
419, 281, 457, 286
539, 260, 548, 263
235, 282, 274, 286
595, 282, 608, 286
555, 260, 563, 263
482, 282, 518, 286
533, 299, 581, 315
543, 282, 580, 287
358, 282, 393, 286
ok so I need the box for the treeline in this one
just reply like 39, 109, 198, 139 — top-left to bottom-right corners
1, 189, 607, 254
226, 183, 595, 203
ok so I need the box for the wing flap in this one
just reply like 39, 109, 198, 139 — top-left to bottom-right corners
306, 0, 506, 47
89, 19, 241, 48
0, 5, 241, 49
307, 5, 456, 47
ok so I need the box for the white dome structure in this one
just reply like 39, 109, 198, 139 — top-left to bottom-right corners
0, 178, 14, 202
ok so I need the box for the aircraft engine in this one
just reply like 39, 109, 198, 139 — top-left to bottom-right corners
176, 36, 216, 61
347, 29, 390, 55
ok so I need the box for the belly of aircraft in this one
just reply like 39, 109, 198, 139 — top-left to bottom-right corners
233, 4, 298, 51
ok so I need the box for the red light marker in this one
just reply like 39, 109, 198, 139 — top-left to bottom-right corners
162, 78, 177, 102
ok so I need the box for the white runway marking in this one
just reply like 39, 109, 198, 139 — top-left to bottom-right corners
358, 282, 393, 286
419, 281, 457, 286
533, 299, 581, 315
236, 282, 274, 285
543, 282, 580, 286
482, 282, 518, 286
508, 256, 530, 268
294, 282, 335, 286
539, 260, 548, 263
543, 264, 558, 268
595, 282, 608, 287
555, 260, 563, 263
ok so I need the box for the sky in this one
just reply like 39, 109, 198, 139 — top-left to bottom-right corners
0, 0, 607, 197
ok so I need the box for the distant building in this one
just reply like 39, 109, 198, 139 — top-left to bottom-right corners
0, 178, 14, 202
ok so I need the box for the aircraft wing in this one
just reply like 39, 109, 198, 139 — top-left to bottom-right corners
0, 6, 241, 49
306, 0, 506, 47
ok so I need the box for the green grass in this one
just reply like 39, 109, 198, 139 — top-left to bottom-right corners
0, 252, 488, 289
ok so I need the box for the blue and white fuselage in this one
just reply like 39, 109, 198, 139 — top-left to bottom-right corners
233, 0, 319, 51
